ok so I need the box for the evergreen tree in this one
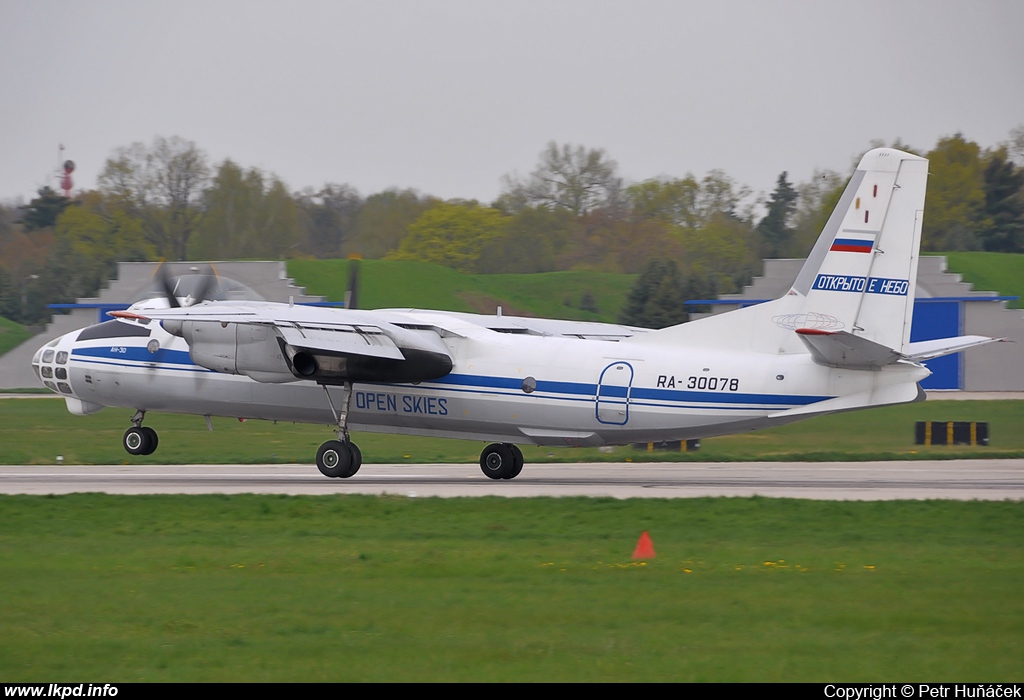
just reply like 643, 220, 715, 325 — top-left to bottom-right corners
23, 186, 68, 231
980, 152, 1024, 253
618, 260, 688, 328
757, 172, 798, 257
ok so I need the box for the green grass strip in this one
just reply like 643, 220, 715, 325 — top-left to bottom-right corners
3, 398, 1023, 465
0, 495, 1020, 681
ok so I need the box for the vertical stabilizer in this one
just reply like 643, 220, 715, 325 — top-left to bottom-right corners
790, 148, 928, 352
630, 148, 929, 356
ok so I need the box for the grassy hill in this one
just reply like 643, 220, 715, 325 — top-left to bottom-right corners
933, 252, 1024, 308
287, 259, 637, 323
289, 253, 1024, 323
0, 316, 30, 356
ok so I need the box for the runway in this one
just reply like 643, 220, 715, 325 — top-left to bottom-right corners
1, 460, 1023, 499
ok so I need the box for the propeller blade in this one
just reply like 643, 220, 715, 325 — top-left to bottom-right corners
189, 264, 220, 306
345, 256, 361, 311
153, 261, 181, 308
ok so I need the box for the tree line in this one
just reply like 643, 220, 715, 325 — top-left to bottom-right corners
1, 128, 1022, 328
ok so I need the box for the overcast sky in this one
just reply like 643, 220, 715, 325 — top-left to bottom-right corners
2, 0, 1022, 208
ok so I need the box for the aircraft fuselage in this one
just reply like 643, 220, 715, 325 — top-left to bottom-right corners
37, 315, 926, 448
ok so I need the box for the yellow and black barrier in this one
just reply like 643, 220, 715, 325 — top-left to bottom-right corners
633, 439, 701, 452
915, 421, 989, 446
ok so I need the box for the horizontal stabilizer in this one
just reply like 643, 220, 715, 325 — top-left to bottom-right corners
904, 335, 1006, 362
795, 329, 902, 369
796, 328, 1003, 370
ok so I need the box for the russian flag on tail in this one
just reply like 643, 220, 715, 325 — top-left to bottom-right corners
830, 231, 875, 253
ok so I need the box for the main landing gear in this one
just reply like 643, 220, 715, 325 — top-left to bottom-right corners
123, 410, 159, 456
316, 383, 362, 478
479, 442, 524, 480
312, 384, 527, 480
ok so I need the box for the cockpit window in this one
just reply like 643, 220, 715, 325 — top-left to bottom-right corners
41, 366, 53, 378
56, 351, 68, 364
78, 321, 152, 341
42, 349, 54, 363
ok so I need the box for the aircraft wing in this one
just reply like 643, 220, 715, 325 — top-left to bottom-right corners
274, 325, 405, 360
113, 301, 453, 383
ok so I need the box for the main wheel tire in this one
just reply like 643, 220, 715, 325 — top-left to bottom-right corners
123, 427, 152, 456
340, 442, 362, 478
480, 443, 514, 480
506, 443, 524, 479
316, 440, 352, 478
140, 427, 159, 455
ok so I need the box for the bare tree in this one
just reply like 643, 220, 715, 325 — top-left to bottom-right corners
1008, 123, 1024, 166
99, 136, 210, 260
500, 142, 622, 216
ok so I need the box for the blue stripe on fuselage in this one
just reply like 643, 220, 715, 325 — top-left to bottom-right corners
429, 373, 828, 409
68, 349, 832, 411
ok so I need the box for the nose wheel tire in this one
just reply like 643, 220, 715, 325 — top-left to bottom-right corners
316, 440, 362, 478
480, 442, 524, 480
123, 426, 158, 456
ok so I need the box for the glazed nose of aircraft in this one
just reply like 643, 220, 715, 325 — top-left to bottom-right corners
31, 332, 76, 396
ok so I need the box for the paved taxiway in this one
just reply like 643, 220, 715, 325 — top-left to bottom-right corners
1, 460, 1022, 499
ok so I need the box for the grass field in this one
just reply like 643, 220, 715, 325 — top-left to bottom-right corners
2, 397, 1022, 465
0, 495, 1020, 681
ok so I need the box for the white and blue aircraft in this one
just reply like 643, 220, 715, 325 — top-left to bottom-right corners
31, 148, 997, 479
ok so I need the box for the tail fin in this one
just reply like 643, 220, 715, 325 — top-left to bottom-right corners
789, 147, 928, 353
631, 148, 929, 355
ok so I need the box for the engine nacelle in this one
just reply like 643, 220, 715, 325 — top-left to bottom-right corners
173, 320, 454, 385
283, 345, 453, 384
179, 321, 297, 383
